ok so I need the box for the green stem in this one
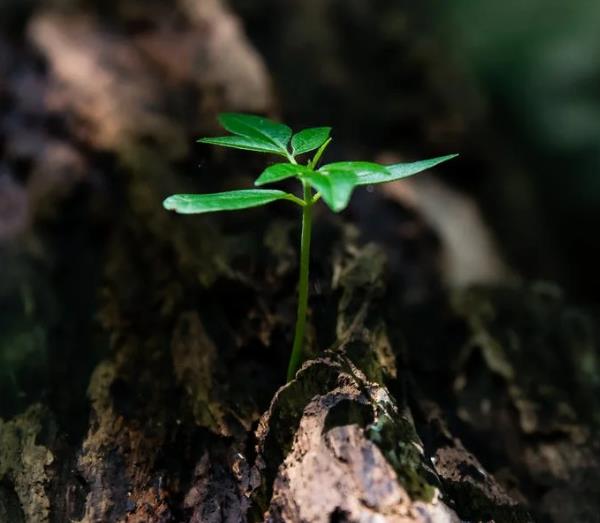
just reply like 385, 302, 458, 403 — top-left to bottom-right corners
284, 193, 306, 207
308, 137, 332, 170
287, 181, 313, 380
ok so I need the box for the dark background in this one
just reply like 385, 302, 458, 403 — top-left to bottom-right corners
1, 1, 599, 520
231, 0, 600, 303
2, 0, 599, 437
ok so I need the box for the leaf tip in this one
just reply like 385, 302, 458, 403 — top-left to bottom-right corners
163, 195, 178, 211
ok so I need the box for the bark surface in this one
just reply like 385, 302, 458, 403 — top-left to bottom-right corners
0, 2, 598, 522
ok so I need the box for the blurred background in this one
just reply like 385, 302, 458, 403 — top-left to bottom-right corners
1, 0, 599, 519
439, 0, 600, 299
233, 0, 600, 300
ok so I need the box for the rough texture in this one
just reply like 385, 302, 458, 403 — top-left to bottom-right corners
257, 358, 458, 522
1, 1, 598, 522
0, 406, 54, 523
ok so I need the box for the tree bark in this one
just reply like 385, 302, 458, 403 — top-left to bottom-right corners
1, 2, 598, 522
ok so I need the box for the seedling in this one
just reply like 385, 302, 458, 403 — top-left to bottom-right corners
163, 113, 457, 380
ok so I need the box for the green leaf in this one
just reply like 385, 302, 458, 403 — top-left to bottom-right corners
255, 163, 313, 186
218, 113, 292, 152
303, 170, 357, 212
163, 189, 295, 214
197, 135, 284, 155
319, 161, 390, 179
291, 127, 331, 155
356, 154, 459, 185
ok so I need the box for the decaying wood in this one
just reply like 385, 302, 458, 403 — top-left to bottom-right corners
1, 2, 599, 522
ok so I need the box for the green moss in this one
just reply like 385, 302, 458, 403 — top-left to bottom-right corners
367, 412, 438, 502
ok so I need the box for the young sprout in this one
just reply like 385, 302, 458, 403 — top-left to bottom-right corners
163, 113, 457, 381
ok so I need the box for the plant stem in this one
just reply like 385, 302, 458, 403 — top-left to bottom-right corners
287, 180, 313, 381
308, 137, 332, 170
